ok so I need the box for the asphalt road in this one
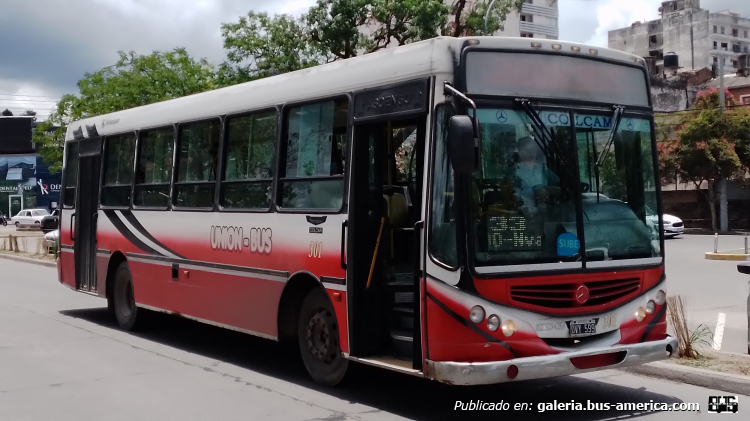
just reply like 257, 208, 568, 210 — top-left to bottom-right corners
1, 257, 748, 420
666, 235, 750, 354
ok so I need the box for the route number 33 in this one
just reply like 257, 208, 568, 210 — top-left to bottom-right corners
309, 241, 323, 259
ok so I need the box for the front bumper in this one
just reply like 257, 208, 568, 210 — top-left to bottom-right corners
664, 226, 684, 235
426, 335, 678, 385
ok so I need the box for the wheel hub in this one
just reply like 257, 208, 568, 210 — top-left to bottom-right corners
306, 310, 336, 364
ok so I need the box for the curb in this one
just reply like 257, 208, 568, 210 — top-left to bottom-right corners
705, 252, 750, 261
0, 252, 57, 268
622, 360, 750, 396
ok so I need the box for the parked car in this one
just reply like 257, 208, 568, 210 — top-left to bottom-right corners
41, 209, 59, 233
645, 206, 684, 238
11, 208, 50, 228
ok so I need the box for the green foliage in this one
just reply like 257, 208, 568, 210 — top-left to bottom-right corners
657, 88, 750, 231
445, 0, 527, 36
220, 12, 330, 86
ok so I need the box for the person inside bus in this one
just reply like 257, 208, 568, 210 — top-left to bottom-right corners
514, 135, 560, 215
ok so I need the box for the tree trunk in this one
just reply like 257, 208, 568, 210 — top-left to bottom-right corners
707, 181, 718, 233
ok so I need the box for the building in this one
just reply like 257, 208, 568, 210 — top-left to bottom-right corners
0, 114, 61, 216
702, 73, 750, 104
608, 0, 750, 76
447, 0, 559, 39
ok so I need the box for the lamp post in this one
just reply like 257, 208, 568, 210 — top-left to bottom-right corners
484, 0, 498, 35
717, 56, 728, 232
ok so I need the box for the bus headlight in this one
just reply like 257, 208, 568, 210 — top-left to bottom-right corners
501, 319, 517, 337
635, 307, 647, 322
655, 290, 666, 305
646, 300, 656, 315
487, 315, 500, 332
470, 306, 485, 324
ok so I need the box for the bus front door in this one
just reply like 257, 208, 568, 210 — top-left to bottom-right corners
349, 116, 425, 368
74, 136, 102, 293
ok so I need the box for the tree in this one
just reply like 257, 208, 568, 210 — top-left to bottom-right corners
219, 12, 330, 86
220, 0, 525, 83
307, 0, 450, 59
34, 48, 216, 170
21, 110, 36, 116
444, 0, 526, 37
1, 109, 12, 116
659, 88, 750, 231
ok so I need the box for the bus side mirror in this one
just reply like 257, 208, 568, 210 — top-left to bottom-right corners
448, 115, 480, 173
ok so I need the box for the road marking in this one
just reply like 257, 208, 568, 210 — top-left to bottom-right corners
712, 313, 726, 350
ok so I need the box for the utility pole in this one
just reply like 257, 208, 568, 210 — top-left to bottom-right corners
719, 57, 729, 232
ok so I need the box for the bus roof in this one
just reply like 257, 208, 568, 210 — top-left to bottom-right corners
64, 36, 644, 141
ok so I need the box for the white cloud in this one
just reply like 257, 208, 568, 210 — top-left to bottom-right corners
584, 0, 660, 47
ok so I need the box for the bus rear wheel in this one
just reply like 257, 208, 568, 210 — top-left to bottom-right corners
297, 288, 348, 386
113, 262, 140, 331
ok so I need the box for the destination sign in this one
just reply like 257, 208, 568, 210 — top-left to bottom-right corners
354, 80, 428, 121
475, 109, 651, 132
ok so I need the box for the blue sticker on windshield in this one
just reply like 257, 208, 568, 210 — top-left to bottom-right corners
557, 233, 580, 257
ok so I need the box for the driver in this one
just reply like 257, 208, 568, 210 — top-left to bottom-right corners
515, 136, 560, 215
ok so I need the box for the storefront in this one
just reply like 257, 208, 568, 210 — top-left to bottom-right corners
0, 155, 60, 216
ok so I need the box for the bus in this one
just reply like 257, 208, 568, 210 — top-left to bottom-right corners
57, 36, 677, 386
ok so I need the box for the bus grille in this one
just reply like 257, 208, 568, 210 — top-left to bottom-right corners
509, 278, 640, 309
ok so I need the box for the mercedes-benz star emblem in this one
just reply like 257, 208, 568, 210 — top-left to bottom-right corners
626, 119, 634, 130
574, 285, 590, 305
496, 110, 507, 123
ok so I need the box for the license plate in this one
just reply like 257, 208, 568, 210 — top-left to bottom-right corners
569, 320, 597, 336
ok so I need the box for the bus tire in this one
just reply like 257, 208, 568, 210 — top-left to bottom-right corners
113, 262, 139, 331
297, 288, 347, 386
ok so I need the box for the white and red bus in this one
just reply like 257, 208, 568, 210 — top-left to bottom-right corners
58, 36, 677, 386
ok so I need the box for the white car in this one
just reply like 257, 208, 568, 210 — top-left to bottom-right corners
645, 208, 683, 238
11, 208, 50, 228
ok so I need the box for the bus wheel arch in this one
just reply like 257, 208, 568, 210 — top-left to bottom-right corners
277, 272, 321, 345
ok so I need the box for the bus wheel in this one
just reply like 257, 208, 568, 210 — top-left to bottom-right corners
113, 262, 139, 331
297, 288, 347, 386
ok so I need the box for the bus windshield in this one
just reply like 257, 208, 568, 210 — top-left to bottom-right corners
469, 108, 661, 270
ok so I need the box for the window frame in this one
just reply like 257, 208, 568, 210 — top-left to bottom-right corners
99, 131, 138, 210
427, 101, 460, 272
218, 106, 281, 213
172, 116, 223, 212
61, 140, 79, 209
275, 94, 352, 214
132, 124, 176, 211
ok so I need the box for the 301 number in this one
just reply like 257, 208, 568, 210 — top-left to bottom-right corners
309, 241, 322, 259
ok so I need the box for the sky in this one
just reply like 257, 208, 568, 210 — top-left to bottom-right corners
1, 0, 748, 121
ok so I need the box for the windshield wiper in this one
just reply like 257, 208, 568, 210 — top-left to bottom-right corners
595, 105, 625, 168
515, 98, 566, 165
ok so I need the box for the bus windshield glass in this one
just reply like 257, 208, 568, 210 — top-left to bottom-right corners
470, 108, 661, 269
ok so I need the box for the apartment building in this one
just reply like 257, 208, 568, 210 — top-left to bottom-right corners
608, 0, 750, 75
464, 0, 560, 39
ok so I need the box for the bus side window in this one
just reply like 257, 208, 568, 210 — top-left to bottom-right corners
101, 133, 136, 207
279, 99, 348, 210
221, 110, 278, 209
134, 127, 174, 208
174, 119, 221, 208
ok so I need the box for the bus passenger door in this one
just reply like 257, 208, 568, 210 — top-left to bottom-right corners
74, 136, 102, 293
348, 115, 426, 368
